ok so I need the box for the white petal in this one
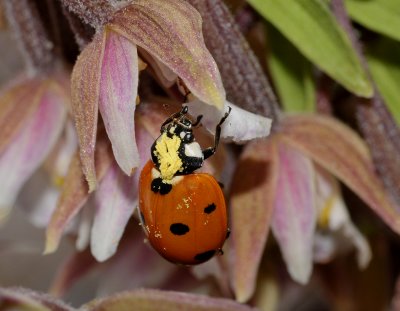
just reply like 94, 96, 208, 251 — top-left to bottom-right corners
187, 100, 272, 143
16, 169, 59, 228
76, 203, 94, 251
52, 120, 78, 177
90, 162, 137, 262
314, 168, 372, 269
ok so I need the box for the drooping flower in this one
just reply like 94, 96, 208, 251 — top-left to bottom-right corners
229, 114, 399, 302
69, 0, 271, 193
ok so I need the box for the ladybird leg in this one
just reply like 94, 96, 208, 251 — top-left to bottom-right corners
192, 114, 203, 127
203, 107, 232, 160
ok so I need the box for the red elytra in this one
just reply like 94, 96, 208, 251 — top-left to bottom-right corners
139, 160, 228, 265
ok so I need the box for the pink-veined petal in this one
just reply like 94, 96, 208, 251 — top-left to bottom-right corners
71, 31, 106, 192
229, 138, 278, 303
90, 114, 154, 262
99, 28, 139, 176
108, 0, 226, 109
271, 139, 316, 284
187, 100, 272, 143
280, 114, 400, 234
0, 76, 44, 154
0, 80, 67, 222
18, 121, 78, 228
85, 288, 258, 311
76, 203, 94, 251
45, 133, 113, 255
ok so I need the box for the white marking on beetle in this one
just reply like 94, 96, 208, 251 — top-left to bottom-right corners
152, 168, 161, 179
184, 142, 203, 158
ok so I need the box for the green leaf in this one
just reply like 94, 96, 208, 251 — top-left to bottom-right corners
345, 0, 400, 42
366, 37, 400, 127
267, 24, 315, 113
248, 0, 373, 97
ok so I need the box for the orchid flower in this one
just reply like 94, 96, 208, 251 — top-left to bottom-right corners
229, 114, 400, 303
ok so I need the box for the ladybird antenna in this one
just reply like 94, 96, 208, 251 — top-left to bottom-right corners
160, 107, 187, 131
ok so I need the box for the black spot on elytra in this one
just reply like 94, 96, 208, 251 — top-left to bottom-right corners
170, 223, 190, 235
194, 250, 216, 262
151, 178, 172, 195
204, 203, 216, 214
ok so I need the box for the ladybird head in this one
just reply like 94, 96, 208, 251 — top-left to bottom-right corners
164, 122, 194, 143
161, 106, 200, 144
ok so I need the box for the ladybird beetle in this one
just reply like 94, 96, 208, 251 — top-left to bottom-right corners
139, 105, 231, 265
